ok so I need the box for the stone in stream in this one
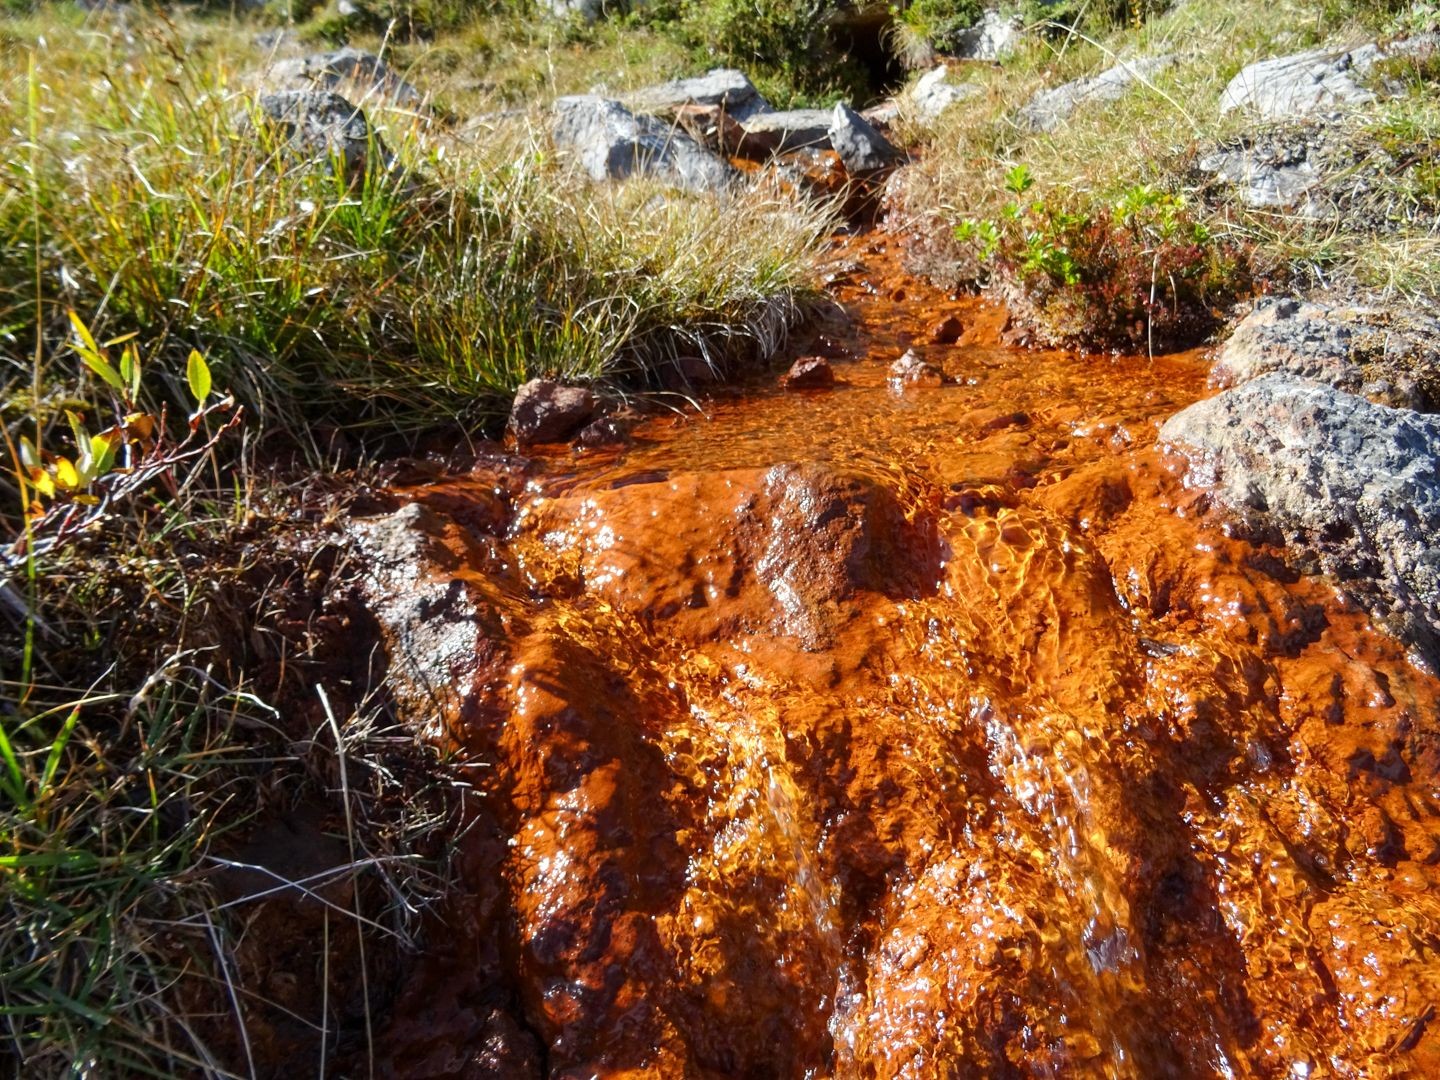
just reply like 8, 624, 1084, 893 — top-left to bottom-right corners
910, 64, 983, 122
1161, 373, 1440, 661
1018, 55, 1173, 132
625, 68, 772, 123
828, 102, 899, 174
551, 95, 738, 192
508, 378, 598, 446
252, 90, 391, 177
780, 356, 836, 390
889, 349, 944, 389
928, 315, 965, 345
262, 47, 424, 108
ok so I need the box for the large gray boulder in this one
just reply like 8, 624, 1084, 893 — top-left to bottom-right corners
828, 102, 898, 173
954, 10, 1023, 61
1019, 55, 1173, 132
910, 64, 982, 122
1219, 44, 1379, 119
253, 90, 389, 177
264, 47, 423, 108
1161, 374, 1440, 660
551, 96, 737, 192
625, 68, 771, 122
1213, 297, 1435, 410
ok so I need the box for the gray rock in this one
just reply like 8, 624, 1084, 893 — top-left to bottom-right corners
264, 47, 423, 109
1019, 55, 1173, 132
1219, 44, 1380, 119
551, 95, 737, 192
625, 68, 771, 123
346, 503, 498, 737
1198, 147, 1321, 208
954, 10, 1023, 61
1212, 297, 1435, 410
541, 0, 610, 21
253, 90, 389, 177
736, 108, 833, 155
828, 102, 898, 173
1160, 373, 1440, 660
910, 64, 982, 122
508, 379, 598, 446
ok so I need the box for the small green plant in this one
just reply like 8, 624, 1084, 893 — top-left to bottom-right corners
954, 171, 1250, 350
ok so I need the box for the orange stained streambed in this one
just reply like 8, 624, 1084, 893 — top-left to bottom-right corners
383, 234, 1440, 1079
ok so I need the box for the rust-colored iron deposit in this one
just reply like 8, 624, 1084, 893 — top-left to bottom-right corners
373, 235, 1440, 1078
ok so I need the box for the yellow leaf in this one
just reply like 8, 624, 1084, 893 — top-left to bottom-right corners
54, 458, 79, 491
30, 469, 54, 499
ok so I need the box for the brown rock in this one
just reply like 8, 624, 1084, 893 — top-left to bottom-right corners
928, 314, 965, 345
780, 356, 836, 390
508, 379, 597, 446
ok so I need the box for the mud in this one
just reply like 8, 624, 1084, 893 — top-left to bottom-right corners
368, 233, 1440, 1078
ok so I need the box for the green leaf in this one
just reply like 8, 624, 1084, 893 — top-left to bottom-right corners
18, 435, 40, 471
89, 432, 118, 477
0, 719, 30, 811
186, 349, 211, 405
120, 344, 141, 401
38, 709, 81, 800
67, 309, 100, 361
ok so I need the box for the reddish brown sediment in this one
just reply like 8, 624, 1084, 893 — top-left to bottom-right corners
376, 233, 1440, 1078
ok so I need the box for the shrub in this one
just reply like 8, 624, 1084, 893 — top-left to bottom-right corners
956, 167, 1251, 350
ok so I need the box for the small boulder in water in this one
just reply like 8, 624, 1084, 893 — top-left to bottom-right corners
576, 415, 632, 448
928, 315, 965, 345
889, 350, 944, 389
508, 379, 597, 446
781, 356, 836, 391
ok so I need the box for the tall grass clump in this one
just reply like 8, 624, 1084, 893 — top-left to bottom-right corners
1, 10, 827, 445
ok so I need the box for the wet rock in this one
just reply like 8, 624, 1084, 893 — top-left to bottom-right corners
1019, 55, 1173, 132
1161, 373, 1440, 659
263, 47, 423, 108
508, 379, 597, 446
575, 415, 632, 448
828, 102, 898, 173
928, 315, 964, 345
780, 356, 836, 390
523, 463, 939, 649
1198, 146, 1321, 209
737, 108, 833, 156
659, 354, 721, 392
1219, 43, 1380, 119
252, 90, 389, 177
552, 95, 737, 193
910, 64, 982, 122
626, 67, 771, 123
889, 349, 944, 389
1214, 297, 1433, 410
953, 9, 1023, 61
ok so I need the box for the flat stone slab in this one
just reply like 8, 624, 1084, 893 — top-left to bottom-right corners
626, 68, 772, 122
1219, 44, 1379, 119
737, 109, 833, 155
1019, 55, 1172, 132
910, 64, 983, 122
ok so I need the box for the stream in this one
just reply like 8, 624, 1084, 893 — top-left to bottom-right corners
366, 231, 1440, 1078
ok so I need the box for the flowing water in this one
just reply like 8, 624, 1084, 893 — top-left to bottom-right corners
377, 233, 1440, 1078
